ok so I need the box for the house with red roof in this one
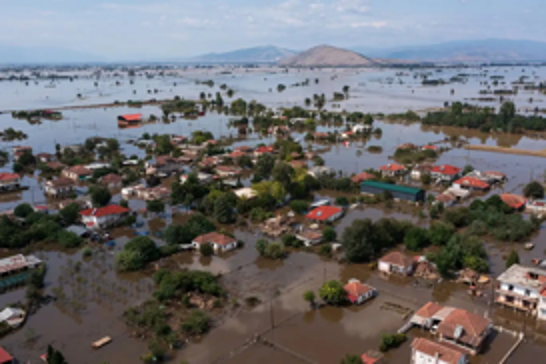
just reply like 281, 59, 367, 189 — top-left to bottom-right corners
379, 163, 406, 177
305, 206, 344, 223
431, 165, 462, 182
500, 193, 527, 211
409, 302, 492, 355
35, 152, 56, 163
421, 145, 439, 152
62, 165, 92, 181
412, 338, 466, 364
0, 173, 21, 192
296, 230, 323, 246
0, 346, 13, 364
192, 232, 237, 253
378, 251, 414, 276
79, 205, 130, 230
215, 166, 242, 178
118, 114, 143, 127
411, 163, 435, 180
44, 178, 74, 198
453, 177, 490, 191
351, 172, 376, 184
254, 146, 275, 158
435, 193, 457, 207
100, 173, 123, 190
344, 279, 376, 305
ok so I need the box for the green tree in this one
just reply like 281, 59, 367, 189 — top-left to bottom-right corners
319, 280, 346, 305
290, 200, 309, 214
341, 219, 375, 263
303, 290, 316, 308
272, 162, 295, 190
524, 181, 545, 199
90, 186, 112, 207
14, 203, 34, 218
115, 236, 159, 271
462, 165, 474, 176
323, 227, 337, 242
404, 227, 430, 251
255, 154, 275, 179
199, 242, 214, 256
181, 310, 211, 336
213, 193, 236, 224
60, 203, 80, 225
147, 200, 165, 214
164, 214, 215, 246
340, 354, 362, 364
380, 333, 406, 352
506, 250, 520, 269
47, 345, 68, 364
500, 101, 516, 122
57, 230, 84, 248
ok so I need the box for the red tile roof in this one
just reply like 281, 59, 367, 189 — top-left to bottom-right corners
119, 114, 142, 121
351, 172, 376, 183
454, 176, 490, 190
437, 309, 491, 347
193, 232, 236, 246
235, 146, 252, 152
422, 145, 439, 151
431, 164, 461, 176
80, 205, 130, 218
414, 302, 445, 319
229, 151, 247, 158
66, 165, 92, 176
0, 173, 20, 181
379, 164, 406, 172
501, 193, 526, 209
46, 161, 66, 170
412, 338, 465, 364
0, 347, 13, 363
344, 281, 374, 302
255, 146, 274, 154
361, 353, 380, 364
305, 206, 343, 221
101, 173, 123, 184
380, 251, 413, 268
436, 193, 456, 203
47, 177, 74, 187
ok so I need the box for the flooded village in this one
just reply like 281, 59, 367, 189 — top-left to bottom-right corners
1, 62, 546, 364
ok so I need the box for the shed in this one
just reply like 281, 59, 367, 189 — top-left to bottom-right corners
360, 180, 425, 202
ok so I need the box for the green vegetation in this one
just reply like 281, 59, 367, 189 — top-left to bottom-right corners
422, 101, 546, 133
199, 243, 214, 257
319, 280, 346, 305
303, 290, 316, 309
181, 310, 211, 336
506, 250, 520, 268
164, 214, 216, 246
153, 269, 224, 302
89, 186, 112, 207
290, 200, 309, 214
115, 237, 160, 272
394, 147, 438, 164
323, 227, 337, 242
524, 181, 544, 199
256, 239, 287, 259
46, 345, 68, 364
340, 354, 362, 364
380, 333, 406, 352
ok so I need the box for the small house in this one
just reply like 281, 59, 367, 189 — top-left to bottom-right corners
192, 232, 237, 253
79, 205, 130, 230
351, 172, 376, 184
44, 178, 75, 198
146, 156, 182, 176
307, 166, 333, 178
118, 114, 143, 127
45, 161, 66, 171
378, 251, 414, 276
352, 124, 372, 133
62, 165, 92, 181
100, 174, 123, 190
500, 193, 526, 211
305, 206, 343, 223
411, 338, 466, 364
60, 144, 83, 155
0, 173, 21, 192
0, 307, 26, 328
296, 230, 323, 246
180, 173, 213, 185
254, 146, 275, 158
435, 193, 457, 207
452, 177, 490, 191
431, 165, 462, 183
421, 145, 439, 152
344, 279, 376, 305
411, 164, 435, 180
379, 163, 406, 177
35, 152, 56, 163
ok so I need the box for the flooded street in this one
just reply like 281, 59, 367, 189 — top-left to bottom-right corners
1, 64, 546, 363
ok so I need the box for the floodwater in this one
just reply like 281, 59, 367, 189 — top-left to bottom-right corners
1, 65, 546, 363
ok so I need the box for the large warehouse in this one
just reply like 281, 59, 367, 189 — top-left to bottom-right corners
360, 180, 426, 202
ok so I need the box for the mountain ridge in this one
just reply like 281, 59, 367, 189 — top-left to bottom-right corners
278, 45, 377, 67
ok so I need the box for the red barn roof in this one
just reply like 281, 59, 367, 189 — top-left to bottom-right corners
80, 205, 130, 217
118, 114, 142, 121
306, 206, 343, 221
431, 164, 461, 176
0, 173, 20, 181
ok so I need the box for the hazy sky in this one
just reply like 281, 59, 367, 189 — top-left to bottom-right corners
0, 0, 543, 60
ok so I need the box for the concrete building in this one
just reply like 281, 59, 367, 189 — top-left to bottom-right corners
0, 173, 21, 192
100, 174, 123, 190
44, 178, 75, 198
192, 232, 237, 253
378, 251, 414, 276
344, 279, 376, 305
0, 254, 42, 279
431, 165, 462, 183
411, 338, 467, 364
79, 205, 130, 230
496, 264, 546, 320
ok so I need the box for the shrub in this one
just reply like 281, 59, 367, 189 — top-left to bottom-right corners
380, 333, 406, 352
199, 243, 214, 256
181, 310, 211, 336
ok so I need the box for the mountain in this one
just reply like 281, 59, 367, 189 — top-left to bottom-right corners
189, 46, 297, 63
278, 45, 377, 67
353, 39, 546, 63
0, 45, 105, 64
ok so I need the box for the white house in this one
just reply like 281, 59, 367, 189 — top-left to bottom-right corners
0, 173, 22, 192
411, 338, 467, 364
344, 279, 376, 305
44, 178, 75, 198
234, 187, 258, 200
296, 230, 323, 246
0, 307, 26, 328
180, 173, 213, 185
378, 251, 414, 276
192, 232, 237, 253
496, 264, 546, 320
79, 205, 130, 229
352, 124, 373, 133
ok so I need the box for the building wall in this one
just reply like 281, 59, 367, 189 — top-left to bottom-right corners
212, 242, 237, 252
412, 349, 464, 364
499, 282, 540, 299
378, 261, 391, 273
538, 297, 546, 320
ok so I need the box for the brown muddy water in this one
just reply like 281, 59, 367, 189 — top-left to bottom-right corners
1, 66, 546, 363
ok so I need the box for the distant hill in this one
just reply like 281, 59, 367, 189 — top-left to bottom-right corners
353, 39, 546, 63
189, 46, 297, 63
0, 45, 104, 64
278, 45, 377, 67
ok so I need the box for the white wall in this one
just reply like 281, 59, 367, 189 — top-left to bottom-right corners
500, 282, 540, 299
378, 261, 390, 273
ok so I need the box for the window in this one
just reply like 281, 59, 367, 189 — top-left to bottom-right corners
525, 289, 531, 297
508, 285, 514, 291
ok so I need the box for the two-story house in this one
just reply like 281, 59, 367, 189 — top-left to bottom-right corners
411, 338, 467, 364
44, 178, 75, 198
79, 205, 130, 230
496, 264, 546, 320
0, 173, 21, 192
